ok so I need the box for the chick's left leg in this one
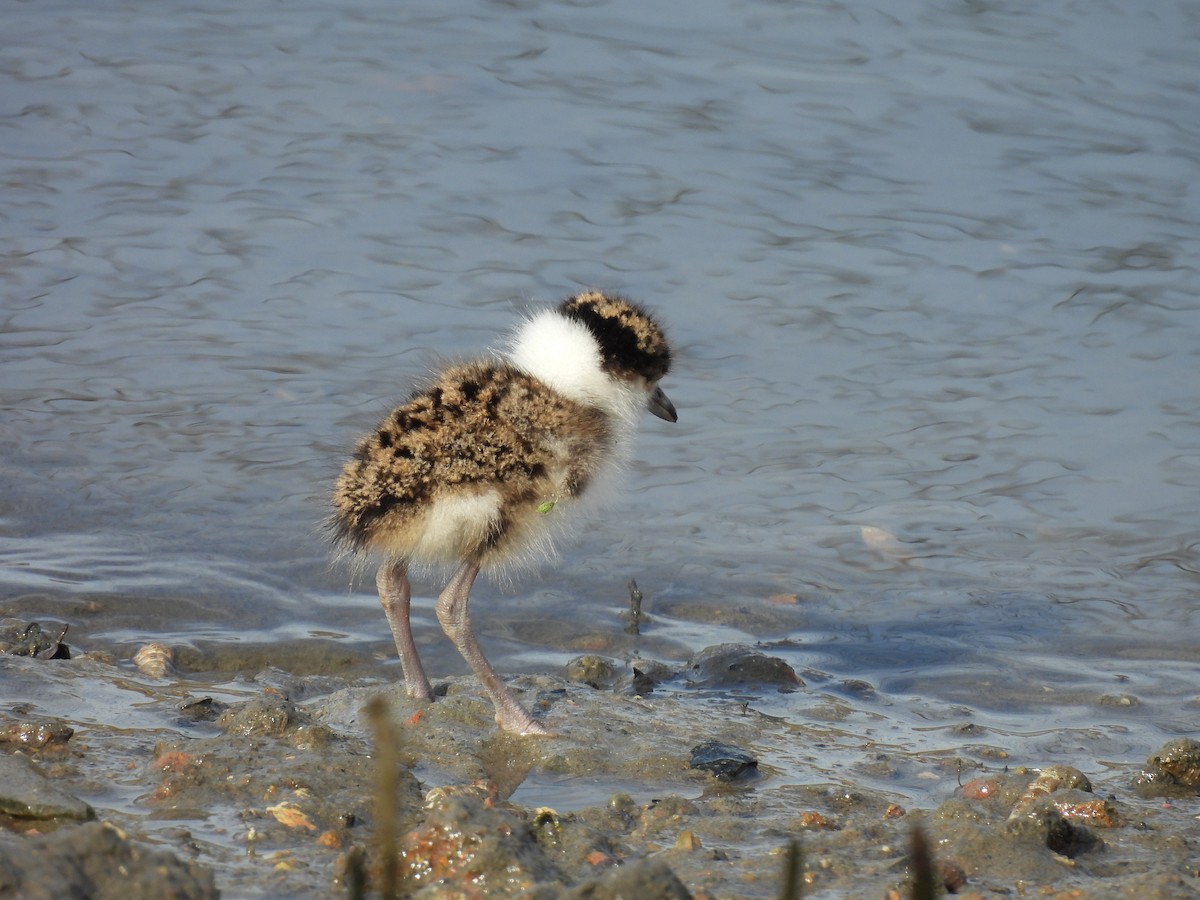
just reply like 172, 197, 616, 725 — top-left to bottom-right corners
435, 559, 550, 736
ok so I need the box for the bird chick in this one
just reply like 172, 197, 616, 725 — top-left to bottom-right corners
330, 291, 676, 735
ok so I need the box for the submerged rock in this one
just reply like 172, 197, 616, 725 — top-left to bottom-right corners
565, 857, 692, 899
177, 695, 227, 723
0, 721, 74, 750
1005, 799, 1099, 857
398, 790, 693, 898
688, 740, 758, 781
565, 655, 620, 690
400, 795, 560, 896
1135, 738, 1200, 797
217, 694, 297, 737
684, 643, 802, 691
0, 753, 94, 822
629, 659, 675, 695
0, 821, 216, 899
1004, 765, 1100, 857
213, 693, 334, 749
0, 621, 70, 659
1007, 765, 1092, 821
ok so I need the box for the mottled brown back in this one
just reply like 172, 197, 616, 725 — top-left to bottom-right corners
330, 360, 612, 561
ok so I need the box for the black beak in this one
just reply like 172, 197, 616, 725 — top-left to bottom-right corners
647, 385, 677, 423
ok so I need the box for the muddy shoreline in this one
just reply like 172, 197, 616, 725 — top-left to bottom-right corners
3, 629, 1199, 899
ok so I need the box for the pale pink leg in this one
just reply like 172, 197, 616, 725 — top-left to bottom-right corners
376, 559, 433, 702
434, 559, 550, 736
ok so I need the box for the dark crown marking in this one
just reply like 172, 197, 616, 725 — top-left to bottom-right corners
559, 291, 671, 382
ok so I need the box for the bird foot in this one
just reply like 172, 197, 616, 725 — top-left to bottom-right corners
405, 681, 434, 703
497, 711, 553, 737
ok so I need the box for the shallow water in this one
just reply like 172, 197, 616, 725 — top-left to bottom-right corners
3, 0, 1199, 818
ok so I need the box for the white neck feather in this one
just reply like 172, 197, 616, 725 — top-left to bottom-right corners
506, 310, 645, 424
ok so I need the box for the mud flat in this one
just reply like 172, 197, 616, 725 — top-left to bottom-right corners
2, 638, 1199, 898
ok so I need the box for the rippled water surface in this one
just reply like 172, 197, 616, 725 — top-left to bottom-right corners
4, 0, 1199, 787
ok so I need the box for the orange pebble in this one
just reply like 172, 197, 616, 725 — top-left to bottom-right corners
153, 751, 193, 772
267, 802, 317, 831
960, 777, 999, 800
798, 811, 837, 829
766, 593, 800, 606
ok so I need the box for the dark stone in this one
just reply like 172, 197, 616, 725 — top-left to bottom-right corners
629, 659, 675, 696
685, 643, 802, 691
177, 696, 226, 723
688, 740, 758, 781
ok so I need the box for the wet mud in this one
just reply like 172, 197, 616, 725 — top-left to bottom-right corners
3, 633, 1199, 899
